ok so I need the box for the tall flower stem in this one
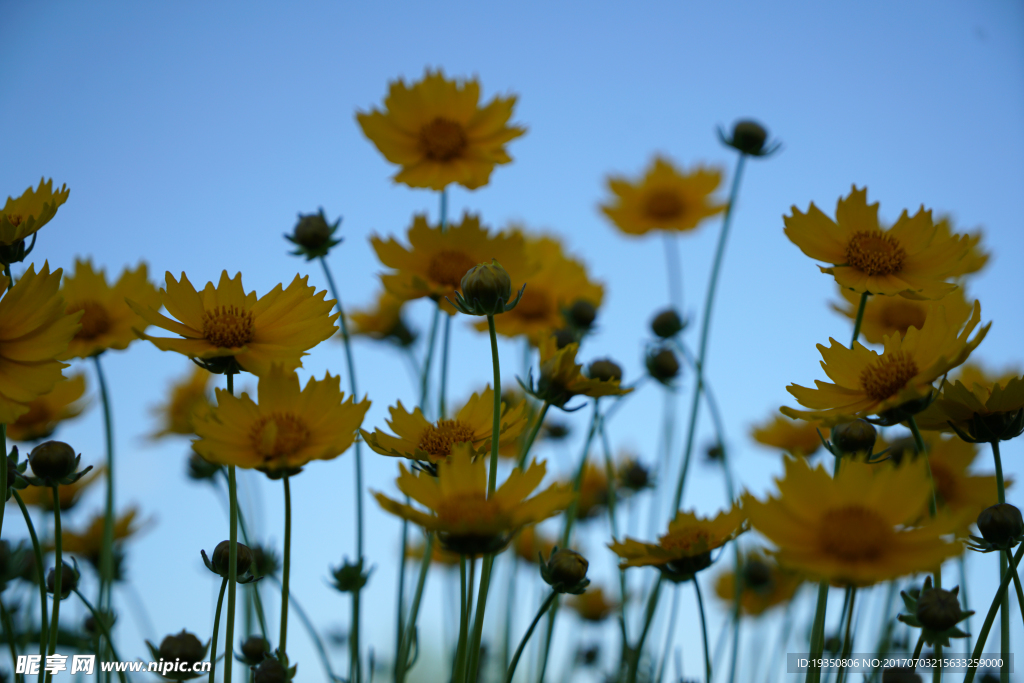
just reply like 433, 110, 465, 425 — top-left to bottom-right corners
805, 580, 830, 683
1005, 549, 1024, 629
626, 574, 663, 683
208, 578, 228, 683
662, 232, 683, 311
850, 292, 869, 346
279, 474, 292, 663
835, 587, 857, 683
466, 555, 494, 682
73, 590, 128, 683
395, 533, 434, 683
224, 372, 238, 683
504, 591, 557, 683
695, 577, 712, 683
599, 418, 628, 645
92, 354, 117, 683
318, 254, 366, 683
13, 491, 47, 679
437, 188, 451, 419
655, 584, 681, 683
672, 152, 747, 511
515, 402, 549, 470
44, 487, 63, 683
964, 543, 1024, 683
991, 441, 1006, 505
486, 315, 501, 493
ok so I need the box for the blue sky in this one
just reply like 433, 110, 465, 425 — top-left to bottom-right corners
2, 1, 1022, 679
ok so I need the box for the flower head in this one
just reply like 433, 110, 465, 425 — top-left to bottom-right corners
914, 364, 1024, 442
60, 507, 147, 566
348, 290, 417, 347
7, 373, 87, 443
751, 414, 828, 458
567, 586, 619, 622
150, 366, 213, 439
129, 271, 337, 376
713, 549, 802, 616
356, 69, 525, 190
784, 187, 972, 299
1, 178, 69, 247
600, 157, 726, 236
526, 336, 632, 410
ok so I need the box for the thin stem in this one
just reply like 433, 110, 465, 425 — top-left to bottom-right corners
268, 575, 341, 682
850, 292, 869, 347
487, 315, 501, 495
453, 556, 470, 683
44, 487, 62, 683
395, 515, 409, 673
835, 587, 857, 683
662, 232, 683, 311
1005, 549, 1024, 631
419, 305, 441, 414
208, 578, 228, 683
0, 600, 20, 683
959, 554, 971, 657
504, 592, 557, 683
515, 402, 549, 470
12, 491, 47, 670
396, 533, 434, 683
466, 554, 495, 682
627, 574, 663, 683
224, 373, 238, 683
805, 580, 829, 683
647, 387, 675, 540
1000, 552, 1009, 683
907, 417, 938, 518
991, 441, 1006, 504
599, 417, 629, 647
695, 578, 712, 683
279, 475, 292, 660
655, 585, 681, 683
73, 589, 129, 683
911, 633, 924, 663
440, 315, 452, 419
963, 542, 1024, 683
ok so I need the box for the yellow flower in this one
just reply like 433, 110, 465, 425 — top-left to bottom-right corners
60, 259, 161, 359
713, 549, 802, 616
405, 538, 461, 567
750, 414, 828, 458
13, 465, 103, 511
832, 285, 973, 348
600, 156, 726, 236
609, 506, 747, 580
192, 366, 370, 475
59, 507, 146, 560
362, 386, 527, 463
909, 436, 1001, 522
936, 216, 988, 277
743, 457, 966, 586
372, 213, 533, 316
356, 69, 525, 190
149, 365, 213, 438
348, 290, 416, 346
1, 178, 69, 246
530, 336, 632, 409
784, 186, 971, 299
512, 525, 558, 564
560, 462, 609, 520
128, 271, 337, 376
0, 263, 82, 423
6, 373, 87, 443
782, 301, 989, 425
913, 363, 1024, 441
373, 443, 574, 555
477, 231, 603, 342
567, 586, 619, 622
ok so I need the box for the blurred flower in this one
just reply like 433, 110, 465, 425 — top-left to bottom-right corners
783, 301, 988, 425
61, 259, 160, 359
526, 336, 632, 409
7, 373, 87, 442
14, 464, 103, 511
0, 178, 69, 247
129, 271, 337, 376
616, 455, 654, 494
373, 443, 573, 555
936, 216, 988, 277
832, 285, 973, 347
348, 290, 417, 347
559, 462, 609, 520
356, 69, 525, 190
784, 186, 972, 299
405, 537, 461, 567
362, 386, 526, 463
193, 366, 369, 477
713, 549, 802, 616
512, 525, 557, 564
914, 364, 1024, 442
567, 585, 619, 622
149, 366, 213, 439
751, 414, 828, 458
59, 507, 148, 567
600, 156, 726, 236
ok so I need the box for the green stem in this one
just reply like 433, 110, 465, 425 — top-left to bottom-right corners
991, 441, 1006, 505
44, 487, 62, 683
598, 418, 629, 647
655, 584, 681, 683
663, 232, 683, 311
963, 542, 1024, 683
208, 578, 228, 683
419, 305, 441, 414
959, 554, 971, 657
73, 589, 129, 683
805, 580, 829, 683
396, 533, 434, 683
267, 576, 341, 682
225, 464, 238, 683
515, 402, 549, 470
907, 417, 937, 517
1000, 552, 1009, 683
1, 590, 20, 681
695, 577, 712, 683
487, 315, 501, 495
92, 355, 116, 612
911, 633, 924, 663
453, 556, 470, 683
835, 587, 857, 683
279, 474, 292, 661
1005, 549, 1024, 631
627, 574, 663, 683
850, 292, 869, 347
12, 491, 47, 673
504, 592, 557, 683
466, 554, 495, 682
440, 315, 452, 419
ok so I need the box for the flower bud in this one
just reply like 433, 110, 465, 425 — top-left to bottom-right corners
587, 359, 623, 384
251, 544, 280, 578
728, 120, 769, 156
252, 657, 288, 683
915, 585, 963, 631
830, 420, 877, 455
553, 328, 576, 349
542, 421, 570, 441
153, 630, 209, 678
459, 259, 513, 315
212, 540, 253, 576
567, 300, 597, 330
292, 213, 332, 251
977, 503, 1024, 548
651, 308, 684, 338
187, 451, 220, 481
618, 459, 651, 492
646, 347, 680, 383
239, 636, 269, 665
741, 558, 773, 591
46, 561, 78, 598
542, 548, 590, 593
29, 441, 78, 482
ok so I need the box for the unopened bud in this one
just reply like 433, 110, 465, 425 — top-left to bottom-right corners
977, 503, 1024, 547
830, 420, 877, 455
567, 300, 597, 330
459, 260, 513, 315
212, 540, 253, 576
29, 441, 78, 481
651, 309, 684, 338
587, 359, 622, 383
646, 347, 680, 383
46, 561, 78, 598
916, 586, 963, 631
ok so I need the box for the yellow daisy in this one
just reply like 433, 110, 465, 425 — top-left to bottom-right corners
529, 336, 632, 409
405, 538, 461, 567
784, 186, 971, 299
750, 413, 828, 458
567, 586, 619, 622
348, 290, 416, 346
13, 465, 103, 511
356, 69, 525, 190
59, 507, 146, 561
362, 386, 527, 463
60, 259, 161, 359
782, 301, 989, 425
609, 506, 747, 581
1, 178, 69, 247
600, 156, 726, 236
559, 461, 609, 521
192, 365, 370, 475
832, 285, 973, 347
7, 373, 87, 442
128, 271, 338, 376
149, 365, 213, 439
743, 457, 966, 586
913, 363, 1024, 441
373, 442, 574, 555
936, 216, 988, 277
713, 549, 802, 616
0, 263, 82, 423
372, 213, 533, 316
915, 436, 1000, 521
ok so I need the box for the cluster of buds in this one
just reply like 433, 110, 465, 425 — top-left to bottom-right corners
201, 540, 260, 584
897, 576, 973, 647
450, 259, 525, 316
540, 547, 590, 594
285, 209, 343, 261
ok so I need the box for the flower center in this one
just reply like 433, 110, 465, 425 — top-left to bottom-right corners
645, 190, 685, 222
860, 351, 919, 401
419, 419, 477, 459
5, 214, 23, 227
419, 117, 468, 162
878, 299, 926, 337
659, 527, 712, 555
818, 505, 892, 562
250, 412, 310, 461
844, 230, 907, 276
202, 305, 255, 348
427, 250, 478, 289
67, 300, 112, 340
512, 288, 552, 322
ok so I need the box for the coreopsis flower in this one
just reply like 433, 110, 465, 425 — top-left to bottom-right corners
356, 69, 525, 190
60, 259, 161, 358
128, 271, 337, 376
405, 538, 461, 567
14, 464, 102, 511
525, 336, 632, 409
372, 213, 533, 316
832, 285, 973, 347
348, 290, 417, 347
784, 186, 971, 299
7, 373, 87, 442
743, 457, 967, 586
609, 506, 747, 582
362, 386, 527, 463
914, 364, 1024, 442
567, 586, 619, 622
600, 157, 726, 236
192, 366, 370, 477
559, 462, 609, 520
936, 216, 988, 277
513, 525, 557, 564
373, 442, 574, 555
0, 263, 83, 423
1, 178, 69, 247
713, 549, 802, 616
751, 414, 828, 458
59, 507, 147, 566
149, 366, 213, 438
901, 436, 1001, 522
782, 301, 988, 425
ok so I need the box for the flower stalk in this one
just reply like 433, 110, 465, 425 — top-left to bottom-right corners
208, 578, 228, 683
44, 486, 63, 683
224, 372, 238, 683
504, 591, 557, 683
279, 473, 292, 663
13, 490, 47, 681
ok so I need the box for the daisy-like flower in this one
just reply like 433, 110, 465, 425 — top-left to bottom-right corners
356, 69, 525, 190
14, 465, 103, 511
526, 336, 632, 409
60, 259, 161, 359
373, 442, 574, 555
558, 462, 609, 520
59, 507, 147, 565
600, 156, 726, 236
609, 506, 747, 582
405, 538, 461, 567
372, 213, 533, 316
713, 549, 802, 616
128, 271, 337, 376
567, 586, 619, 622
192, 365, 370, 476
832, 285, 973, 347
1, 178, 69, 247
751, 413, 829, 458
6, 374, 87, 442
0, 263, 82, 424
348, 290, 416, 347
362, 386, 527, 463
784, 186, 971, 299
512, 525, 558, 564
901, 436, 1001, 522
149, 366, 213, 439
914, 363, 1024, 442
936, 216, 988, 277
782, 301, 989, 425
743, 457, 967, 586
